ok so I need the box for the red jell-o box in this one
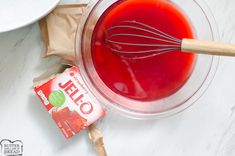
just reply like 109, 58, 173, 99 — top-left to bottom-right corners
34, 66, 105, 139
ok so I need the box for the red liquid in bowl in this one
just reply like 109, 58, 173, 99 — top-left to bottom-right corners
91, 0, 196, 101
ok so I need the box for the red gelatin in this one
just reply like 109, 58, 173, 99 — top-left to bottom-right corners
91, 0, 196, 101
52, 107, 70, 123
52, 107, 88, 136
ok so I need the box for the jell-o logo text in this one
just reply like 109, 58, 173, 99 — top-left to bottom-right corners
34, 66, 105, 139
59, 79, 93, 115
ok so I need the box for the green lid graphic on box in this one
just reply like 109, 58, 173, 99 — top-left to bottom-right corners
49, 90, 66, 107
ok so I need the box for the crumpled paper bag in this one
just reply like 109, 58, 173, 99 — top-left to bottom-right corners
39, 3, 87, 61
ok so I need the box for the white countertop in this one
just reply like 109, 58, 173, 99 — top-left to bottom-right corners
1, 0, 235, 156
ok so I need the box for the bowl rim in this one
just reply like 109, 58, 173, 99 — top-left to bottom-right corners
75, 0, 220, 120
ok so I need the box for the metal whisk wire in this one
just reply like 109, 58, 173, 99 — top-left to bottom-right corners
105, 20, 182, 59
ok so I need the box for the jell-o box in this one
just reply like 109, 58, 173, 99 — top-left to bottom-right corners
34, 66, 105, 139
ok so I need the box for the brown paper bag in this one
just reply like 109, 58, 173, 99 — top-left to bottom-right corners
39, 4, 87, 62
39, 4, 107, 155
88, 124, 107, 156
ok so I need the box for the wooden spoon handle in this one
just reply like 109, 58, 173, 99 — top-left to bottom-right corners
181, 39, 235, 56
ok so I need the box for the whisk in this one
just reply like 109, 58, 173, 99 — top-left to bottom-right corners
105, 20, 235, 59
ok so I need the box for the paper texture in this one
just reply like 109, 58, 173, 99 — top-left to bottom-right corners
39, 4, 87, 61
88, 124, 107, 156
39, 3, 107, 154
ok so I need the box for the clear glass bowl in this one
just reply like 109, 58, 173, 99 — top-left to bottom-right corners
75, 0, 219, 119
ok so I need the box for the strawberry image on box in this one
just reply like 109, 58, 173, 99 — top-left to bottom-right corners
34, 66, 105, 139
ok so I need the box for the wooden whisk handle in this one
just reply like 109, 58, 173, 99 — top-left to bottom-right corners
181, 39, 235, 56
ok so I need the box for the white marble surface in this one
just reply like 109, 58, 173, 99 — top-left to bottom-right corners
1, 0, 235, 156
